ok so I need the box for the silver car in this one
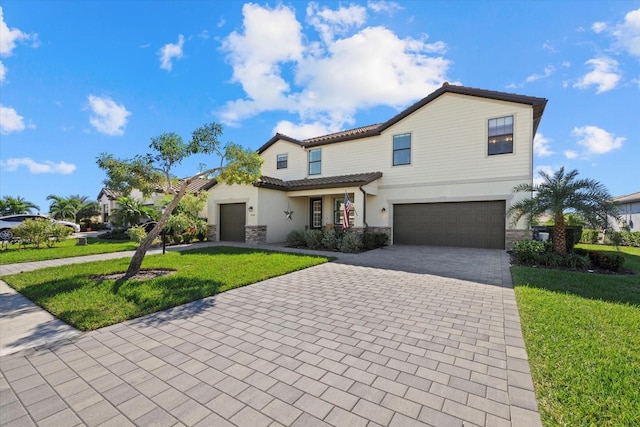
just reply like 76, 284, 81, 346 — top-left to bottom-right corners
0, 214, 81, 241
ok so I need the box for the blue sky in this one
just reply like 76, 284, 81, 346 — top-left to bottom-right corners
1, 0, 638, 214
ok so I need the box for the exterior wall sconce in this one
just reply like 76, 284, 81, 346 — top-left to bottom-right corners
248, 206, 254, 212
381, 207, 386, 213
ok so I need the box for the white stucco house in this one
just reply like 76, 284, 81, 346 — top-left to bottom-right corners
206, 83, 547, 250
98, 178, 216, 225
610, 192, 640, 231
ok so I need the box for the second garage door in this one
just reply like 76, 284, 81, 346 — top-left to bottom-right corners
219, 203, 246, 242
393, 201, 506, 249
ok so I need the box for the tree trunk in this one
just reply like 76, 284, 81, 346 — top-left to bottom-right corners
553, 212, 567, 255
121, 183, 190, 280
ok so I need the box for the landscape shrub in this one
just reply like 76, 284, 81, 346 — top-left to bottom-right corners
563, 253, 590, 270
362, 232, 389, 250
128, 225, 147, 244
512, 240, 547, 265
589, 251, 625, 272
12, 219, 72, 249
321, 230, 341, 251
622, 231, 640, 247
565, 226, 583, 253
339, 232, 362, 253
580, 228, 599, 244
302, 229, 324, 250
608, 231, 624, 248
286, 230, 306, 247
538, 252, 563, 268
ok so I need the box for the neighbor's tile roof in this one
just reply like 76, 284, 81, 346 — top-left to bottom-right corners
613, 192, 640, 204
97, 178, 216, 201
255, 172, 383, 191
257, 83, 548, 153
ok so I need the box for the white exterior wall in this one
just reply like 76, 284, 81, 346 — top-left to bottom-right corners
261, 140, 307, 180
257, 189, 306, 243
209, 91, 538, 243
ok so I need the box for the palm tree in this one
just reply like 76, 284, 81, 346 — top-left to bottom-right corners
47, 195, 79, 221
0, 196, 40, 215
68, 195, 100, 224
113, 196, 156, 228
508, 167, 618, 255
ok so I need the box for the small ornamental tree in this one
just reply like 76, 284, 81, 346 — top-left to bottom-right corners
97, 122, 262, 280
508, 167, 619, 255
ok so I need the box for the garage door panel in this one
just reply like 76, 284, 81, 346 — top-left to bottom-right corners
220, 203, 246, 242
393, 201, 505, 249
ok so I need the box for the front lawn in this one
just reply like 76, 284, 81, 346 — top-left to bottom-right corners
2, 246, 330, 331
0, 237, 138, 265
513, 245, 640, 426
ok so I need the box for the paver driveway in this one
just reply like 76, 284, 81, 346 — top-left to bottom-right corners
0, 245, 540, 426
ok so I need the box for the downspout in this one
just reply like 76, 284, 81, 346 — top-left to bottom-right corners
359, 186, 368, 231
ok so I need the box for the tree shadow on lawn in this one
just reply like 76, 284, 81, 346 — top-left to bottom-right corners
513, 266, 640, 307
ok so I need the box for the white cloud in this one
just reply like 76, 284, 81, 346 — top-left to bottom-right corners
562, 61, 571, 68
307, 2, 367, 44
87, 95, 131, 136
274, 120, 337, 140
612, 8, 640, 57
592, 21, 608, 33
158, 34, 185, 71
0, 6, 37, 83
0, 104, 25, 134
219, 3, 451, 136
542, 41, 557, 53
1, 158, 76, 174
0, 6, 28, 56
572, 125, 625, 155
525, 65, 555, 83
573, 57, 621, 93
533, 133, 553, 157
564, 150, 578, 159
199, 30, 210, 40
367, 1, 403, 14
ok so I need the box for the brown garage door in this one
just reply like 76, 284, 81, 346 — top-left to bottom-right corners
220, 203, 246, 242
393, 201, 505, 249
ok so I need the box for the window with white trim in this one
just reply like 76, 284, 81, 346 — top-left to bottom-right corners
277, 154, 288, 169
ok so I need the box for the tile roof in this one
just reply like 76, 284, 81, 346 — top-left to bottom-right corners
255, 172, 383, 191
613, 192, 640, 204
97, 178, 216, 201
258, 83, 548, 152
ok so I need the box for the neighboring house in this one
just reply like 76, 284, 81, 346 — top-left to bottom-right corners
207, 83, 547, 249
610, 192, 640, 231
98, 177, 216, 225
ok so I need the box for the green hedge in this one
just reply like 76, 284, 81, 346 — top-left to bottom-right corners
286, 229, 389, 253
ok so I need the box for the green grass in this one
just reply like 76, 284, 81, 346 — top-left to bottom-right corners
0, 238, 138, 264
2, 246, 330, 331
513, 244, 640, 426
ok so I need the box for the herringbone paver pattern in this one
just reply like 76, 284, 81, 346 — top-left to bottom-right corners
0, 246, 540, 426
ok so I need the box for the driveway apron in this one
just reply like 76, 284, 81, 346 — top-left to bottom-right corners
0, 245, 541, 427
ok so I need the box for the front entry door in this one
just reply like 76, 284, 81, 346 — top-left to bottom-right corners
310, 198, 322, 230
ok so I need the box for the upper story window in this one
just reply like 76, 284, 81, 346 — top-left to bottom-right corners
488, 115, 514, 155
393, 133, 411, 166
309, 149, 321, 175
277, 154, 288, 169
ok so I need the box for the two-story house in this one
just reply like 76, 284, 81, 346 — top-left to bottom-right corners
206, 83, 547, 250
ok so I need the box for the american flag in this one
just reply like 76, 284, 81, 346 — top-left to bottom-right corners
343, 192, 352, 230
